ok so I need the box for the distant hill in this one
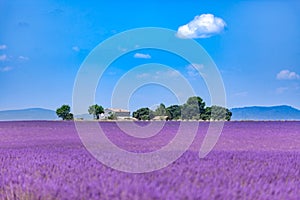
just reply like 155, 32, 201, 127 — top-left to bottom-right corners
0, 108, 58, 121
75, 113, 93, 120
231, 105, 300, 120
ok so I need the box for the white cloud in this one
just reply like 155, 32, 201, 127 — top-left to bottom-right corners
0, 66, 13, 72
0, 54, 7, 61
136, 70, 180, 79
186, 64, 204, 77
18, 56, 29, 61
276, 70, 300, 80
177, 14, 226, 39
72, 46, 80, 52
136, 73, 150, 79
118, 46, 128, 52
276, 87, 289, 94
0, 45, 7, 50
155, 70, 179, 79
134, 53, 151, 59
234, 91, 248, 97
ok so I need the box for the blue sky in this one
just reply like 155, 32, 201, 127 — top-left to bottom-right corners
1, 0, 300, 112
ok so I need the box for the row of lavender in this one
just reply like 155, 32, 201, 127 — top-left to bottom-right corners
0, 121, 299, 199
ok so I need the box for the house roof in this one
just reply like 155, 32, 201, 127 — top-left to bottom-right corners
105, 108, 130, 113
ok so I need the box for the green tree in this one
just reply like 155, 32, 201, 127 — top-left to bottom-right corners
181, 96, 206, 120
56, 105, 74, 120
88, 104, 104, 120
200, 107, 211, 121
65, 113, 74, 120
133, 107, 155, 121
181, 104, 200, 120
154, 103, 167, 116
166, 105, 181, 120
107, 112, 117, 120
203, 106, 232, 121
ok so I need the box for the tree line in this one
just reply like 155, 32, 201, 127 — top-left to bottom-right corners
133, 96, 232, 121
55, 96, 232, 121
56, 104, 105, 120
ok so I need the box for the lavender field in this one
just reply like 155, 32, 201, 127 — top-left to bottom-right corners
0, 121, 300, 199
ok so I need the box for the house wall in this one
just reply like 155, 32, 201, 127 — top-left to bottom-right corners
114, 111, 130, 117
104, 109, 130, 118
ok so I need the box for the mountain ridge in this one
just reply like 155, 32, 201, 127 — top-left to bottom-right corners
230, 105, 300, 120
0, 108, 58, 121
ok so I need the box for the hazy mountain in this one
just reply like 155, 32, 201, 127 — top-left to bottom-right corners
75, 113, 93, 120
231, 105, 300, 120
0, 108, 58, 121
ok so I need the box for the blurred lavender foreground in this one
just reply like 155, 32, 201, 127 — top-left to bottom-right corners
0, 121, 299, 199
